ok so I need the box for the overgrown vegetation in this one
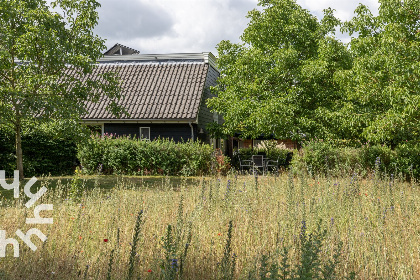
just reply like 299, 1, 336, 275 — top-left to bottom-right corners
0, 173, 418, 279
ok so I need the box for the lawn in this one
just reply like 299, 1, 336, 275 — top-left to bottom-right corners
0, 172, 419, 279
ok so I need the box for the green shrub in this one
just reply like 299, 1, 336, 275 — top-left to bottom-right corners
359, 144, 396, 173
394, 141, 420, 179
0, 122, 80, 176
77, 135, 214, 176
0, 126, 15, 176
293, 139, 419, 179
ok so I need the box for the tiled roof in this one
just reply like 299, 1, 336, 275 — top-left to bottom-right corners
80, 62, 209, 120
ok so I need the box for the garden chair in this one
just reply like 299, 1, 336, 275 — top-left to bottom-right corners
238, 155, 253, 174
252, 155, 265, 175
265, 155, 281, 175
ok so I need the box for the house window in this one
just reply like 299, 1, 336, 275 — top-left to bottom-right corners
139, 127, 150, 140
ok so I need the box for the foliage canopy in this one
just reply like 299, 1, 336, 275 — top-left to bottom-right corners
208, 0, 420, 145
208, 0, 351, 141
337, 0, 420, 144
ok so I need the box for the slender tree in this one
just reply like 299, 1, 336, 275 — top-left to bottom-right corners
0, 0, 121, 178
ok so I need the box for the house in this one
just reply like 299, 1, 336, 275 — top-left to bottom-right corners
81, 44, 222, 145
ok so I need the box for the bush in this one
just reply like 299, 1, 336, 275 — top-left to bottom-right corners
293, 139, 419, 179
294, 139, 362, 176
0, 122, 80, 177
0, 126, 16, 176
394, 141, 420, 179
77, 135, 215, 176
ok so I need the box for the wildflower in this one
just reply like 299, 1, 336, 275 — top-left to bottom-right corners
300, 220, 307, 237
218, 233, 221, 236
104, 239, 108, 242
375, 156, 381, 166
79, 236, 82, 239
171, 258, 178, 269
147, 269, 152, 273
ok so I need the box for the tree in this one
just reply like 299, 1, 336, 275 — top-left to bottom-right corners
336, 0, 420, 145
0, 0, 121, 178
207, 0, 351, 141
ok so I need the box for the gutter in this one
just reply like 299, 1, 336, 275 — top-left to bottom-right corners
189, 122, 194, 141
80, 119, 196, 124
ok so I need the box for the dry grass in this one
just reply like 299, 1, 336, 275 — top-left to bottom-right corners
0, 172, 419, 279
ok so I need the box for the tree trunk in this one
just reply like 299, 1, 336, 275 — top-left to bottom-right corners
15, 122, 24, 180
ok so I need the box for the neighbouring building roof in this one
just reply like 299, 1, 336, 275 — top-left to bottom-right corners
77, 52, 218, 121
103, 43, 140, 55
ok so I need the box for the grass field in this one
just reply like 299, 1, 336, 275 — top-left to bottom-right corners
0, 171, 419, 279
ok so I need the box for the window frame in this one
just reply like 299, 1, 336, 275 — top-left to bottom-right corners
139, 127, 150, 141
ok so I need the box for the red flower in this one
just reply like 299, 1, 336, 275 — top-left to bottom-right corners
79, 236, 82, 239
104, 239, 108, 242
147, 269, 152, 273
218, 233, 221, 236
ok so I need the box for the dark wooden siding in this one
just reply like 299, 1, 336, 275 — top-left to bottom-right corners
104, 123, 197, 142
197, 65, 220, 142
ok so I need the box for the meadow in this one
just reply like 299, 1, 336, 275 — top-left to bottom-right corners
0, 171, 419, 279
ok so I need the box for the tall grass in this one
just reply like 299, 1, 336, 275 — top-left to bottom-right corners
0, 171, 418, 279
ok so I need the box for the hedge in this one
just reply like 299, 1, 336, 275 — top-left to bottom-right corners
0, 125, 78, 177
77, 134, 214, 176
291, 139, 420, 179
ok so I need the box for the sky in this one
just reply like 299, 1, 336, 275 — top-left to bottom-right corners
93, 0, 381, 55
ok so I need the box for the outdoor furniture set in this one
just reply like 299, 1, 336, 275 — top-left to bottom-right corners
238, 152, 293, 175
